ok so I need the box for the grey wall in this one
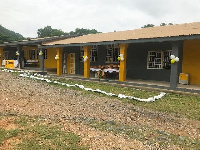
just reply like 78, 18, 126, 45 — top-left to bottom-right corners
3, 47, 18, 60
79, 45, 118, 75
63, 46, 81, 74
63, 41, 183, 82
126, 42, 177, 82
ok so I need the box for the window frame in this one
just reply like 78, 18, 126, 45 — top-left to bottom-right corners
106, 44, 120, 63
147, 50, 171, 69
3, 51, 9, 60
80, 45, 98, 62
29, 49, 36, 60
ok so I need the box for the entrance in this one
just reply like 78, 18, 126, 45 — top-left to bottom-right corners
67, 53, 75, 74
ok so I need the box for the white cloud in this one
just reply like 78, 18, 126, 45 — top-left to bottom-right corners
0, 0, 200, 38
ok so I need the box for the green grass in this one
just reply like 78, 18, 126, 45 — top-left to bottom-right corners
0, 115, 88, 150
0, 128, 22, 145
130, 93, 200, 121
57, 78, 160, 99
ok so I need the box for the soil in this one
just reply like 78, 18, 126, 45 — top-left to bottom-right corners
0, 72, 200, 150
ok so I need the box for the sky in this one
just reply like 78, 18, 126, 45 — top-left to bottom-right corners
1, 0, 200, 38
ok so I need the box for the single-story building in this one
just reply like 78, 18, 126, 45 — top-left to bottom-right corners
0, 35, 76, 70
1, 22, 200, 90
38, 22, 200, 89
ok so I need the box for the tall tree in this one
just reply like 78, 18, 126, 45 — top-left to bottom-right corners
37, 26, 67, 38
37, 26, 101, 38
69, 28, 100, 36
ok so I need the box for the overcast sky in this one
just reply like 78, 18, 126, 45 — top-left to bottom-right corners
1, 0, 200, 38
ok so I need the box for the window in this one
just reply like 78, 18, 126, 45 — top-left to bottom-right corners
147, 50, 171, 69
91, 45, 98, 62
36, 50, 39, 59
80, 46, 98, 62
3, 51, 9, 59
29, 50, 35, 59
163, 51, 171, 69
106, 44, 119, 63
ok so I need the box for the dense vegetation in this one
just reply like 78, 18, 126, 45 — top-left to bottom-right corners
37, 26, 100, 38
0, 25, 24, 44
141, 23, 173, 28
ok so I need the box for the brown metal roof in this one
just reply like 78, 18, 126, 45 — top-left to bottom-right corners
43, 22, 200, 46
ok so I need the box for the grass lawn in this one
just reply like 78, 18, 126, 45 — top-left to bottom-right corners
0, 115, 88, 150
56, 78, 200, 121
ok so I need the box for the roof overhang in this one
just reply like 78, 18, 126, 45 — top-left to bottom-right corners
39, 34, 200, 48
0, 35, 77, 47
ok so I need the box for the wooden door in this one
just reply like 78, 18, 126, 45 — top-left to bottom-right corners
67, 53, 75, 74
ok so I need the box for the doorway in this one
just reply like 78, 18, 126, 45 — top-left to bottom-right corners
67, 53, 75, 74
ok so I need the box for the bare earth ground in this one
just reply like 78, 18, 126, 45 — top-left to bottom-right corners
0, 72, 200, 149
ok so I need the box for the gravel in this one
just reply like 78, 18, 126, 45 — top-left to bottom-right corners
0, 72, 200, 149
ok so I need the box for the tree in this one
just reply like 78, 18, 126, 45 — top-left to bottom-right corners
141, 23, 174, 29
160, 23, 173, 26
69, 28, 100, 36
160, 23, 167, 26
37, 26, 67, 38
141, 24, 155, 28
37, 26, 101, 38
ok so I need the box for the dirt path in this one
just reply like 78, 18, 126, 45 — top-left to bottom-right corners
0, 72, 199, 149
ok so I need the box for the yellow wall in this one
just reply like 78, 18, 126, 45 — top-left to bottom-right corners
44, 48, 57, 68
182, 39, 200, 85
22, 47, 57, 68
22, 46, 39, 60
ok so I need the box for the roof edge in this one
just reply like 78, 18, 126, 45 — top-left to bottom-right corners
39, 34, 200, 48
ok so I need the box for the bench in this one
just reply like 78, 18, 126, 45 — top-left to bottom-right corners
25, 60, 39, 67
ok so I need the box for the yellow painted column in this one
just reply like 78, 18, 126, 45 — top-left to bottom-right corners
56, 48, 63, 75
119, 43, 129, 82
83, 46, 91, 78
0, 47, 3, 66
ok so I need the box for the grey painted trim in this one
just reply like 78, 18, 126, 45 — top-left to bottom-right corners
39, 34, 200, 48
170, 41, 181, 89
17, 45, 22, 69
39, 49, 44, 72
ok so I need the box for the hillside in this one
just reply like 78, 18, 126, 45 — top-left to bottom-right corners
0, 24, 24, 43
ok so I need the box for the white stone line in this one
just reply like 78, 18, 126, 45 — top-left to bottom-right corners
0, 69, 166, 102
18, 72, 166, 102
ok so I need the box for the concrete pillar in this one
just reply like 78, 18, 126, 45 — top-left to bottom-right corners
119, 43, 129, 82
83, 46, 91, 78
17, 45, 23, 69
0, 47, 3, 66
170, 41, 181, 89
39, 48, 44, 72
56, 48, 63, 75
